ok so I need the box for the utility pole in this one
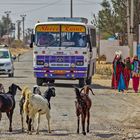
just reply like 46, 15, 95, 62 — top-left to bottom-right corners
4, 11, 11, 35
130, 0, 134, 57
126, 0, 131, 56
70, 0, 73, 18
16, 20, 21, 40
20, 14, 26, 42
4, 11, 11, 45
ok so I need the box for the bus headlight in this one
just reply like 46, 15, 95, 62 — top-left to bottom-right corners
37, 60, 44, 65
44, 63, 49, 67
71, 63, 75, 67
76, 61, 84, 66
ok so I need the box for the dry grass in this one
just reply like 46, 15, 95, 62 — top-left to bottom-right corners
10, 47, 30, 56
95, 62, 112, 80
9, 40, 31, 56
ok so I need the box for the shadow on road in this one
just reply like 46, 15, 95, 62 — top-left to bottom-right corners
0, 76, 28, 79
39, 129, 70, 136
95, 132, 118, 139
90, 83, 111, 90
0, 129, 23, 135
51, 83, 111, 90
53, 83, 77, 88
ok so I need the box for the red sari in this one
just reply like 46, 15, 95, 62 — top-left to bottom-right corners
111, 58, 125, 89
124, 60, 131, 90
131, 59, 140, 93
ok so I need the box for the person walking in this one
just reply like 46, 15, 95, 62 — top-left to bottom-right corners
117, 57, 126, 92
124, 57, 131, 90
112, 54, 119, 89
112, 51, 126, 91
131, 55, 140, 93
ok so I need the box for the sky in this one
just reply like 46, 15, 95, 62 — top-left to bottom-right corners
0, 0, 103, 29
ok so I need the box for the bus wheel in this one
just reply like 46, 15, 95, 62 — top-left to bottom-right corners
36, 78, 43, 86
49, 79, 55, 84
79, 78, 85, 87
86, 77, 92, 85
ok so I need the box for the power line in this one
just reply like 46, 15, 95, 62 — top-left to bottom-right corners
0, 1, 100, 5
11, 0, 62, 15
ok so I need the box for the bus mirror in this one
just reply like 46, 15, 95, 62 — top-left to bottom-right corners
86, 35, 92, 52
31, 34, 35, 42
86, 35, 90, 42
30, 34, 35, 48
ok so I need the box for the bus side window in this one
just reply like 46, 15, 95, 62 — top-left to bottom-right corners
90, 29, 96, 47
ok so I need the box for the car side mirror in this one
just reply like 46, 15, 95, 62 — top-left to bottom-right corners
30, 42, 33, 48
12, 55, 16, 61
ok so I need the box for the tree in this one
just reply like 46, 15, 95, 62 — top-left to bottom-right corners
92, 0, 127, 45
0, 16, 13, 37
134, 0, 140, 42
92, 0, 140, 45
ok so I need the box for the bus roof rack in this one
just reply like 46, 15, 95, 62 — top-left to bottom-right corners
48, 17, 88, 24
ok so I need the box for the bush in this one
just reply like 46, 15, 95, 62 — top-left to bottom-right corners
10, 40, 27, 48
96, 63, 112, 77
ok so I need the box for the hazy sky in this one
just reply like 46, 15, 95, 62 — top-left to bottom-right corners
0, 0, 103, 29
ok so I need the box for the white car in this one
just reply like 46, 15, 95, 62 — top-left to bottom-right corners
0, 48, 14, 77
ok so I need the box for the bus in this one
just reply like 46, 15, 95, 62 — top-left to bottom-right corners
30, 17, 96, 87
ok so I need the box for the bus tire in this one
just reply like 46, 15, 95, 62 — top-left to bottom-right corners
79, 78, 85, 87
86, 77, 92, 85
49, 79, 55, 84
36, 78, 43, 86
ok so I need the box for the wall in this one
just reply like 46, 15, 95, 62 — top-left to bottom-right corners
99, 40, 137, 63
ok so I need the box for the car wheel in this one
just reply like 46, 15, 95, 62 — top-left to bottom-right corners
8, 73, 14, 77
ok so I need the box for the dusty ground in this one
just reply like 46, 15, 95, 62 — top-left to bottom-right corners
9, 47, 30, 57
0, 50, 140, 140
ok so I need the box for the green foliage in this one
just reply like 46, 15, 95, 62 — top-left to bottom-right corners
92, 0, 140, 44
0, 16, 13, 37
92, 0, 127, 44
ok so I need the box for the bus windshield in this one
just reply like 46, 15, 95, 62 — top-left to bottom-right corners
35, 24, 86, 47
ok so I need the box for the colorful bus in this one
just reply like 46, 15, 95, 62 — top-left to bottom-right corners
31, 17, 96, 87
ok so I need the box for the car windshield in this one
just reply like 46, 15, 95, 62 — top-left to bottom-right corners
0, 51, 9, 59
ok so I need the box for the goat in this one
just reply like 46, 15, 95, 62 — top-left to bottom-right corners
19, 85, 41, 132
0, 83, 5, 94
33, 85, 41, 95
0, 83, 21, 132
74, 85, 95, 135
20, 86, 55, 134
19, 86, 32, 132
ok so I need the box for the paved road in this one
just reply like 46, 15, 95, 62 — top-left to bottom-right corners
0, 50, 140, 140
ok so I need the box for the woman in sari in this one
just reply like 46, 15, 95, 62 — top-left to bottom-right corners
112, 52, 126, 91
131, 56, 140, 93
117, 57, 126, 92
124, 57, 131, 90
112, 55, 120, 89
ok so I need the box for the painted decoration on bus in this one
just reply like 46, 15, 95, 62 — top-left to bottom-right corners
61, 25, 85, 32
36, 25, 60, 32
